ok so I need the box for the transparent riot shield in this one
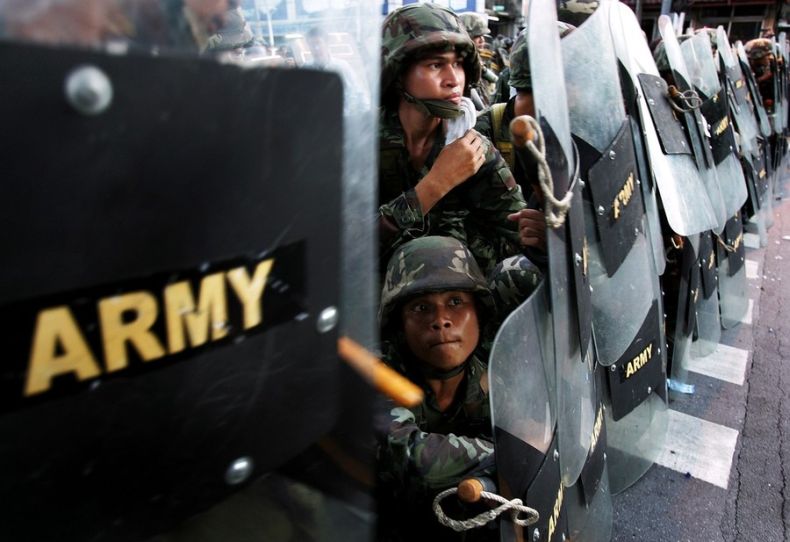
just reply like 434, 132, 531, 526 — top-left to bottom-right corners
529, 0, 596, 488
668, 234, 701, 388
612, 9, 720, 237
490, 282, 559, 542
690, 231, 722, 358
561, 0, 666, 498
0, 3, 379, 541
716, 28, 761, 164
718, 214, 749, 329
672, 25, 748, 221
736, 41, 773, 139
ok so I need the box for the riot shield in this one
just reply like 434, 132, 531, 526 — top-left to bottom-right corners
718, 214, 749, 329
561, 0, 667, 497
690, 231, 722, 358
0, 3, 379, 541
736, 41, 773, 139
668, 234, 701, 388
612, 9, 721, 237
490, 281, 611, 542
716, 28, 761, 164
490, 282, 561, 542
671, 24, 748, 221
529, 0, 597, 488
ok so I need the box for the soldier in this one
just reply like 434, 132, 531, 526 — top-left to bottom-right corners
459, 12, 499, 108
376, 236, 498, 542
378, 3, 533, 285
745, 37, 777, 109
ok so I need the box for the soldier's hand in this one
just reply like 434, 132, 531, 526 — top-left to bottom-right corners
508, 209, 546, 251
415, 130, 487, 214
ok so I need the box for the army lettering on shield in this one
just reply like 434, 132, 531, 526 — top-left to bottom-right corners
25, 259, 275, 397
547, 482, 565, 542
0, 243, 305, 412
623, 343, 654, 380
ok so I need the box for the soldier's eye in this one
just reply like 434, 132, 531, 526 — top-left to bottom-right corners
448, 296, 464, 307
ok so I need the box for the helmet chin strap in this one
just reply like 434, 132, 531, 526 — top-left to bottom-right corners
419, 359, 468, 381
402, 90, 464, 119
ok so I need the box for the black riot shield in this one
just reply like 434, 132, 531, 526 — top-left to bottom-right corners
0, 40, 378, 542
561, 0, 667, 497
612, 8, 722, 238
718, 214, 749, 329
529, 0, 597, 490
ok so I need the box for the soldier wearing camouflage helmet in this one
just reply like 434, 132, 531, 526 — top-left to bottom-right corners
376, 236, 498, 541
377, 3, 529, 281
745, 37, 777, 108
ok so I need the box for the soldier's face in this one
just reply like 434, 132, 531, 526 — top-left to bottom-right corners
401, 291, 479, 372
402, 51, 465, 104
472, 35, 486, 50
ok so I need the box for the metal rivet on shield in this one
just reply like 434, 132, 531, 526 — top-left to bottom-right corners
574, 253, 583, 266
317, 306, 338, 333
597, 205, 605, 216
610, 365, 617, 372
553, 449, 559, 461
658, 347, 661, 354
64, 65, 113, 115
647, 386, 653, 394
533, 528, 541, 541
647, 98, 656, 106
225, 457, 254, 486
608, 150, 616, 160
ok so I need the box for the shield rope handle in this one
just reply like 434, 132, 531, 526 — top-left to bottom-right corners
432, 480, 539, 532
510, 115, 574, 228
667, 85, 703, 113
714, 234, 739, 253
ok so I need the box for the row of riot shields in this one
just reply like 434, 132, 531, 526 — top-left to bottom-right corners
488, 1, 787, 541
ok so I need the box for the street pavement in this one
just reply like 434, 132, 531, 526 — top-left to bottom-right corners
612, 166, 790, 542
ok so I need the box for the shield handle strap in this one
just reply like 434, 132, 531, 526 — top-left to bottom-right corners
510, 115, 574, 229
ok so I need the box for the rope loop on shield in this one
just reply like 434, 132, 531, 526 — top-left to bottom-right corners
432, 487, 539, 532
516, 115, 574, 229
667, 85, 703, 113
715, 234, 737, 253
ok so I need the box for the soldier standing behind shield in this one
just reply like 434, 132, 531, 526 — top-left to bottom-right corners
378, 3, 541, 318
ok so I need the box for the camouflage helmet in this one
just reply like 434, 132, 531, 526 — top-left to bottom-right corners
381, 3, 481, 104
745, 38, 775, 62
379, 236, 492, 328
557, 0, 599, 27
459, 12, 490, 39
509, 22, 575, 90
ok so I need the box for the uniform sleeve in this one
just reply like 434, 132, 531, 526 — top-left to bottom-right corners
465, 134, 527, 259
376, 405, 496, 496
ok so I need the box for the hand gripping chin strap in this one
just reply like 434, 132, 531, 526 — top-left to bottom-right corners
402, 90, 464, 119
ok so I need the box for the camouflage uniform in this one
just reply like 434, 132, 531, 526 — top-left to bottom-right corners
557, 0, 599, 27
459, 12, 497, 107
376, 236, 497, 542
378, 4, 527, 278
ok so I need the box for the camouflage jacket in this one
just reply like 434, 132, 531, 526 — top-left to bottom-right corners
375, 354, 494, 499
378, 108, 526, 276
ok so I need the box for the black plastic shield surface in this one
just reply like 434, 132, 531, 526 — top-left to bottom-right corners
606, 301, 663, 421
587, 121, 644, 277
724, 214, 746, 276
638, 73, 692, 156
700, 91, 738, 166
0, 43, 348, 541
699, 231, 718, 300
